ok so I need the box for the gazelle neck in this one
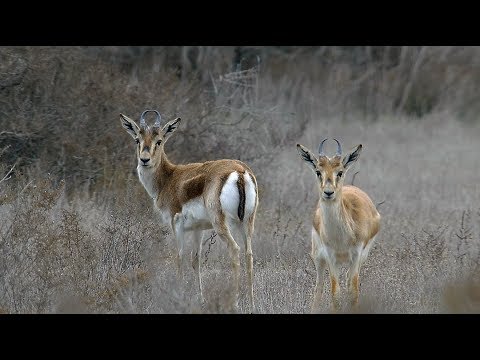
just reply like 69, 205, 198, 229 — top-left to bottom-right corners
137, 151, 176, 200
320, 196, 343, 218
319, 190, 354, 236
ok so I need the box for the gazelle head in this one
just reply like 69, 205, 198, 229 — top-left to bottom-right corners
297, 139, 362, 202
120, 110, 181, 168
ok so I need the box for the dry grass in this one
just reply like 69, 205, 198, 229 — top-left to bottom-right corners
1, 46, 480, 313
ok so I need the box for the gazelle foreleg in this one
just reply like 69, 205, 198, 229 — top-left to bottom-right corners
311, 254, 326, 313
311, 230, 326, 313
173, 213, 186, 279
326, 259, 341, 312
346, 246, 363, 309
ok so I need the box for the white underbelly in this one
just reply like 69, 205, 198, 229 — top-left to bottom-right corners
181, 197, 213, 231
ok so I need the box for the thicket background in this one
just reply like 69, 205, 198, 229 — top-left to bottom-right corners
1, 46, 479, 313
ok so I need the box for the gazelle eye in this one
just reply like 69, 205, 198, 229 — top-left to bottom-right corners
337, 171, 343, 178
316, 170, 322, 178
135, 138, 140, 144
156, 140, 162, 146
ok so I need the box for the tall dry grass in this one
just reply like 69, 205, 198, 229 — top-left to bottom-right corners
1, 46, 480, 313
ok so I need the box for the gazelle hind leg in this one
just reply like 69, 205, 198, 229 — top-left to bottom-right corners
245, 216, 255, 314
213, 212, 241, 311
191, 230, 204, 303
235, 215, 255, 313
360, 235, 377, 267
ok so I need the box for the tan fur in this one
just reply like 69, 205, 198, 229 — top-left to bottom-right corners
154, 156, 251, 218
297, 142, 381, 312
120, 113, 259, 313
313, 185, 380, 248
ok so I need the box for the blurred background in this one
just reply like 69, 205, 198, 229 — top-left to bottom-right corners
0, 46, 479, 313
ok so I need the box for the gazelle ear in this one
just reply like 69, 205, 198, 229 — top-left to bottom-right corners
161, 117, 181, 141
120, 113, 140, 139
342, 144, 362, 170
296, 144, 318, 172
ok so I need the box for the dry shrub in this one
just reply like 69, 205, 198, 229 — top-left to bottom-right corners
1, 47, 480, 313
0, 175, 166, 313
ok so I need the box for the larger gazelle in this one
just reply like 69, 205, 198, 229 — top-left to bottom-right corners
296, 139, 380, 312
120, 110, 258, 312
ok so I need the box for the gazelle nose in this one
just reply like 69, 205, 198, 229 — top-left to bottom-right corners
324, 190, 334, 197
140, 158, 150, 165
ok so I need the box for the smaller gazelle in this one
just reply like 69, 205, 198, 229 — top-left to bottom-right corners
120, 110, 258, 312
296, 139, 380, 312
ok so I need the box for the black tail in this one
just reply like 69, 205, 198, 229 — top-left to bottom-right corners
236, 173, 246, 221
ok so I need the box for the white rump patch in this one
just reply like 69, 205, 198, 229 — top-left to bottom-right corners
220, 171, 240, 220
244, 172, 257, 217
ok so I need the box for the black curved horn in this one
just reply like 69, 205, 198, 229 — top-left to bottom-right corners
333, 138, 342, 156
318, 138, 328, 156
139, 110, 162, 127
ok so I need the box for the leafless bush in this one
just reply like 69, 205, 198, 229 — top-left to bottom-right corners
1, 46, 480, 313
0, 175, 167, 313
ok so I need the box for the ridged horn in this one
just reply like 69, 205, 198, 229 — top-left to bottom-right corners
333, 138, 342, 156
139, 110, 162, 127
318, 138, 328, 156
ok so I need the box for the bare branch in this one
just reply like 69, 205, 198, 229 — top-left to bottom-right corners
0, 164, 15, 185
202, 232, 218, 266
351, 171, 360, 186
0, 145, 11, 158
456, 210, 473, 241
376, 200, 386, 209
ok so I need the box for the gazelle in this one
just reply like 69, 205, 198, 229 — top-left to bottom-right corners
296, 139, 380, 312
120, 110, 258, 312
